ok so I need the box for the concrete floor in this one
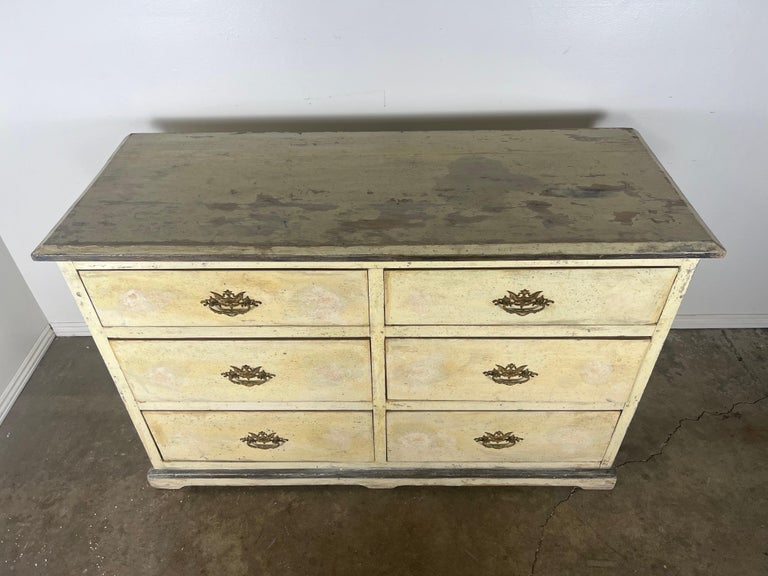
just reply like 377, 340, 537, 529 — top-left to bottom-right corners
0, 330, 766, 576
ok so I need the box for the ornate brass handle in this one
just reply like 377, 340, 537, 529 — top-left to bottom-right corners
240, 431, 288, 450
474, 431, 523, 449
222, 365, 275, 387
492, 289, 553, 316
483, 363, 538, 386
201, 289, 261, 316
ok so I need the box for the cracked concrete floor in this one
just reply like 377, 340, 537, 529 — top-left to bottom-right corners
1, 330, 766, 575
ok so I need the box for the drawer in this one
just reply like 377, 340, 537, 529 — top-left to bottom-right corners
112, 339, 372, 402
144, 411, 374, 462
385, 268, 677, 326
387, 411, 619, 463
80, 269, 369, 327
386, 338, 649, 404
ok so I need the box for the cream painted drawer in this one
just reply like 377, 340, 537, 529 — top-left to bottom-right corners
112, 339, 372, 402
386, 338, 649, 404
387, 411, 619, 463
80, 269, 369, 327
145, 411, 374, 462
385, 268, 677, 326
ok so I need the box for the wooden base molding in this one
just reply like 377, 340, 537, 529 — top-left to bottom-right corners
147, 467, 618, 490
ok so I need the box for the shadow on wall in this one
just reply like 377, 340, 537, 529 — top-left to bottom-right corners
152, 111, 604, 133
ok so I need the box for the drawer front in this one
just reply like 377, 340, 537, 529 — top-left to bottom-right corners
112, 339, 372, 402
385, 268, 677, 326
145, 411, 374, 462
81, 270, 369, 327
387, 411, 619, 463
386, 338, 649, 404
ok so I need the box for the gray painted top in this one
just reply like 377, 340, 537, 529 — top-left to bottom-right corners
33, 129, 724, 261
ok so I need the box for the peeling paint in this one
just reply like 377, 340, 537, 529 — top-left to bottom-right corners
542, 181, 638, 199
33, 130, 724, 260
613, 211, 640, 226
524, 200, 573, 228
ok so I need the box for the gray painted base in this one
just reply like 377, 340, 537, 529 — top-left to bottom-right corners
147, 467, 618, 490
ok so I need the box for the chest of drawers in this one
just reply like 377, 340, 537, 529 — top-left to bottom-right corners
33, 129, 724, 489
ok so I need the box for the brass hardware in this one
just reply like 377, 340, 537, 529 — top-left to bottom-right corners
474, 431, 523, 449
492, 289, 553, 315
222, 365, 275, 387
201, 289, 261, 316
240, 431, 288, 450
483, 363, 538, 386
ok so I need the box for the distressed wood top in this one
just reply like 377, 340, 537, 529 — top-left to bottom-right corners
33, 129, 724, 261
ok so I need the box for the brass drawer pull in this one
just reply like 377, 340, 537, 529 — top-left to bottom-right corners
492, 289, 553, 316
221, 365, 275, 387
201, 289, 261, 316
474, 431, 523, 449
483, 363, 538, 386
240, 431, 288, 450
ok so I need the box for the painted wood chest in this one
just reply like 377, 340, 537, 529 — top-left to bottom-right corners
33, 129, 724, 489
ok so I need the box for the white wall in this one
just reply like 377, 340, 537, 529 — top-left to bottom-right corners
0, 235, 51, 423
1, 1, 766, 329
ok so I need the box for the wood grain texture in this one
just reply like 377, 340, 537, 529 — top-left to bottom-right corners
387, 410, 620, 462
111, 339, 372, 402
80, 269, 369, 327
33, 130, 724, 261
385, 267, 677, 326
386, 338, 649, 404
144, 410, 374, 462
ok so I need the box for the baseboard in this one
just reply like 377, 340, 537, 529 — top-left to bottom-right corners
673, 314, 768, 329
50, 321, 90, 337
0, 326, 56, 426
